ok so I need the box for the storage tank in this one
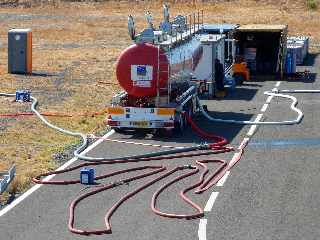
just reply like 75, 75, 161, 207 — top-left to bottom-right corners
116, 37, 202, 98
116, 43, 168, 97
116, 36, 203, 97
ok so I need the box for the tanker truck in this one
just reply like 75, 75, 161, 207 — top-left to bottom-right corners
105, 6, 224, 135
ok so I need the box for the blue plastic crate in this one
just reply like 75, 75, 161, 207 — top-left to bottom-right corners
80, 168, 95, 185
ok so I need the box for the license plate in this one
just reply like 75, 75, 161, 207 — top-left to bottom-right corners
132, 121, 149, 127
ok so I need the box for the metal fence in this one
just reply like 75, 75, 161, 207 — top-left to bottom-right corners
0, 165, 16, 194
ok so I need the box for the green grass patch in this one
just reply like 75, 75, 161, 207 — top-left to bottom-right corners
307, 0, 318, 9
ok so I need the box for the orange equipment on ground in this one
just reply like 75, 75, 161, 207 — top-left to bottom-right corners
232, 61, 250, 84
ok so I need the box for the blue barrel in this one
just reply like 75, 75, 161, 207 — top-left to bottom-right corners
285, 52, 293, 74
286, 49, 297, 75
291, 50, 297, 73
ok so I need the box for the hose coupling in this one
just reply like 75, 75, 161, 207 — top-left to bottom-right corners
183, 164, 195, 169
113, 180, 127, 187
198, 143, 209, 150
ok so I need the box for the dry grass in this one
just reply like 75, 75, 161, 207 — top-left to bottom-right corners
0, 0, 319, 203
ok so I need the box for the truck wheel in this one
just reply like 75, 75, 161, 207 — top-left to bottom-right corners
174, 113, 185, 134
154, 128, 173, 138
183, 106, 192, 127
234, 74, 244, 85
187, 103, 193, 121
134, 129, 152, 135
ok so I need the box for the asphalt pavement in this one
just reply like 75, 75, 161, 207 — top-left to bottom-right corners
0, 54, 319, 240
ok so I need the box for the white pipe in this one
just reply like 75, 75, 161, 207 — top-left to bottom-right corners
196, 90, 304, 125
276, 90, 320, 93
0, 93, 204, 162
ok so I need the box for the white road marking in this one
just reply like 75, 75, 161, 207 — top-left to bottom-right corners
216, 171, 230, 187
228, 152, 242, 168
198, 81, 282, 239
238, 137, 250, 150
266, 95, 273, 104
261, 103, 269, 112
247, 114, 263, 137
247, 125, 257, 137
0, 130, 115, 218
204, 192, 219, 212
253, 113, 263, 125
198, 218, 207, 240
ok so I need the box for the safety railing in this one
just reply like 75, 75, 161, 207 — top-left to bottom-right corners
0, 164, 16, 194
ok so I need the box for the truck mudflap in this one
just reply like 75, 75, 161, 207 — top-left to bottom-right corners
105, 107, 175, 129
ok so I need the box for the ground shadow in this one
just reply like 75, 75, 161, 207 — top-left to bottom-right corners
302, 53, 319, 66
222, 86, 259, 101
284, 72, 317, 83
250, 74, 282, 82
199, 86, 259, 102
30, 71, 65, 77
119, 110, 253, 146
11, 71, 64, 77
240, 83, 263, 88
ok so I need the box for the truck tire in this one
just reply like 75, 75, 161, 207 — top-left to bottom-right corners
154, 128, 173, 138
184, 103, 193, 127
174, 113, 185, 134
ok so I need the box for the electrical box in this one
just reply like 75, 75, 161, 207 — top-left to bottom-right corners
8, 28, 32, 74
15, 90, 31, 102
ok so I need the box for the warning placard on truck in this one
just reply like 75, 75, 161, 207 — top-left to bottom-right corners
131, 65, 153, 87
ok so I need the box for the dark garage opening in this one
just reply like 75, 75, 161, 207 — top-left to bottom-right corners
234, 25, 287, 78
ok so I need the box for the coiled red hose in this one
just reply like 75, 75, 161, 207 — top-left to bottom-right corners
32, 114, 241, 236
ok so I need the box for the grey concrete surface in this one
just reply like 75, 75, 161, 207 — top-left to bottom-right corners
0, 54, 319, 239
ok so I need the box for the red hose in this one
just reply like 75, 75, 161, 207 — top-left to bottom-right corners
151, 159, 228, 219
151, 166, 204, 219
31, 113, 246, 236
69, 166, 166, 235
183, 112, 228, 148
0, 111, 105, 118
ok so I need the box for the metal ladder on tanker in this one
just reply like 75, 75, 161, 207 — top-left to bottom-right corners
156, 45, 170, 107
276, 28, 287, 80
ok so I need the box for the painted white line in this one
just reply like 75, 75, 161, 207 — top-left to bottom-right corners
0, 130, 115, 218
198, 81, 282, 239
260, 103, 269, 112
247, 125, 257, 137
247, 114, 263, 137
238, 137, 250, 150
262, 82, 281, 112
266, 95, 273, 104
204, 192, 219, 212
198, 218, 207, 240
255, 113, 264, 123
228, 151, 242, 168
216, 171, 230, 187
